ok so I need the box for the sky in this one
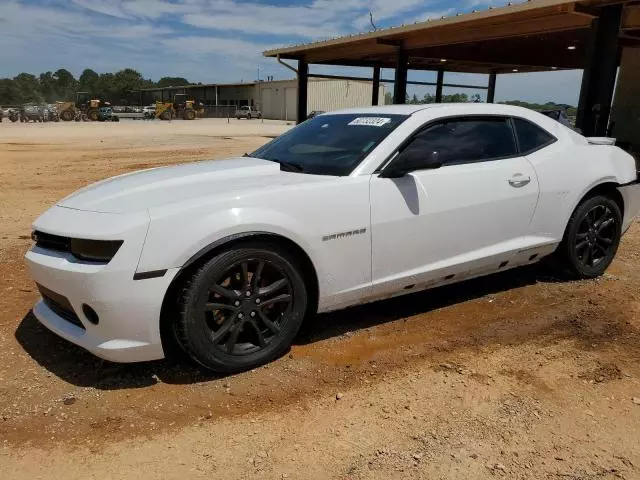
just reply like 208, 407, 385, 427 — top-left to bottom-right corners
0, 0, 583, 105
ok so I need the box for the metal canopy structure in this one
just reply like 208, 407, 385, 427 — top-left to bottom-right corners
264, 0, 640, 135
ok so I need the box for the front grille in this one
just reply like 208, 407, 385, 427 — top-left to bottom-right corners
32, 231, 71, 253
37, 284, 85, 330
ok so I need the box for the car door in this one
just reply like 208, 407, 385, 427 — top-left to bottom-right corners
369, 115, 539, 298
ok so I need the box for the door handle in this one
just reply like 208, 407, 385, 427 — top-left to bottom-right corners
508, 174, 531, 188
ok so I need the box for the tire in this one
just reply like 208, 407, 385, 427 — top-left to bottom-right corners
160, 110, 171, 121
559, 194, 622, 278
175, 243, 308, 373
184, 109, 196, 120
61, 110, 73, 121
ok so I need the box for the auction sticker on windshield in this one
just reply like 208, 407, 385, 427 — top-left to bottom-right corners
348, 117, 391, 127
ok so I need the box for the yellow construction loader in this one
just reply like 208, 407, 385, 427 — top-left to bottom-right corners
85, 99, 102, 121
55, 101, 77, 121
155, 94, 203, 120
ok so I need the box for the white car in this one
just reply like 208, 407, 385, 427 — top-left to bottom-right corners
143, 105, 156, 118
25, 104, 640, 373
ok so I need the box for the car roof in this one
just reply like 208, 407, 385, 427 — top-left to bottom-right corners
331, 103, 547, 117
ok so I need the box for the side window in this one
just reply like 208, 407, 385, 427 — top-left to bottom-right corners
512, 117, 556, 154
403, 116, 518, 166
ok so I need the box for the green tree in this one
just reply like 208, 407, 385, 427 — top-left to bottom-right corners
39, 71, 58, 102
410, 93, 419, 104
0, 78, 22, 105
79, 68, 99, 95
384, 91, 393, 105
422, 93, 435, 104
110, 69, 154, 103
53, 69, 78, 101
13, 73, 42, 103
156, 77, 190, 88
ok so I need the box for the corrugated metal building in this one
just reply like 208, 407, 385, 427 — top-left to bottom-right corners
139, 78, 385, 120
257, 78, 386, 121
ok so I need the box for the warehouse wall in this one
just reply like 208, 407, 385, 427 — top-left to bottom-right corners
308, 79, 385, 113
256, 78, 386, 120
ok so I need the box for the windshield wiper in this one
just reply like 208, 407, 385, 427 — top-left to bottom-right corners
261, 158, 305, 172
277, 161, 305, 172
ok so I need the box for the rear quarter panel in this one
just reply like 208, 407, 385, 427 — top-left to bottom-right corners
526, 136, 637, 241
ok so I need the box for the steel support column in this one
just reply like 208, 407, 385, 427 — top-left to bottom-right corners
297, 58, 308, 123
435, 69, 445, 103
575, 5, 623, 136
487, 72, 497, 103
372, 66, 381, 105
393, 50, 408, 104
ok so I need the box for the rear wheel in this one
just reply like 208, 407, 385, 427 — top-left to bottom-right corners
559, 195, 622, 278
175, 243, 308, 373
160, 110, 171, 120
184, 109, 196, 120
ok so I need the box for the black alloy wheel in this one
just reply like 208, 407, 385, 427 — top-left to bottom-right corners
176, 243, 308, 373
561, 195, 622, 278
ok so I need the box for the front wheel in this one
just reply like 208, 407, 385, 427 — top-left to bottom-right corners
559, 195, 622, 278
175, 243, 308, 373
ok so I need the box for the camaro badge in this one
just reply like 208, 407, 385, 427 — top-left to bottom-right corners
322, 228, 367, 242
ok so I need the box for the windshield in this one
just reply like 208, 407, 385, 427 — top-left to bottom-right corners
250, 113, 408, 176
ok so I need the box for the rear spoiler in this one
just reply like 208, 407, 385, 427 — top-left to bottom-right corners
587, 137, 616, 145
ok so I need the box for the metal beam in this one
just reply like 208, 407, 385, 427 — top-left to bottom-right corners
487, 71, 497, 103
307, 73, 488, 89
435, 69, 444, 103
297, 58, 308, 123
372, 66, 381, 105
576, 5, 623, 136
394, 49, 408, 104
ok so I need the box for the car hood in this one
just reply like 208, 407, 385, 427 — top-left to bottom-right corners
58, 157, 332, 214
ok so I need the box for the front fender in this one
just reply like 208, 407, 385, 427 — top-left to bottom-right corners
137, 206, 321, 275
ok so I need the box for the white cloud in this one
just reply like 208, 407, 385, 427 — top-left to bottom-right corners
71, 0, 129, 19
0, 0, 584, 103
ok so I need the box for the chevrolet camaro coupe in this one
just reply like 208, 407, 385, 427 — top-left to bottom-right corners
26, 104, 640, 373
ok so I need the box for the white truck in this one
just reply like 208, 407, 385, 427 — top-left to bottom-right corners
235, 105, 262, 119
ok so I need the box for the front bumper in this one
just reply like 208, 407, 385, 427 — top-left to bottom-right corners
24, 206, 178, 363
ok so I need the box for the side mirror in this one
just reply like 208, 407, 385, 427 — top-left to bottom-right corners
380, 149, 442, 178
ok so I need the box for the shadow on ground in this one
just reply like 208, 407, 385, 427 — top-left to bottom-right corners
14, 263, 576, 390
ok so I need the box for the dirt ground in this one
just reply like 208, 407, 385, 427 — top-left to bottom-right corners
1, 118, 640, 480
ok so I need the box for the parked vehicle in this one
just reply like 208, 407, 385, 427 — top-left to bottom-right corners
156, 94, 203, 120
307, 110, 325, 119
540, 109, 573, 128
97, 107, 120, 122
20, 104, 44, 122
143, 105, 156, 119
43, 104, 59, 122
55, 101, 77, 122
235, 105, 262, 119
25, 104, 640, 373
8, 108, 19, 122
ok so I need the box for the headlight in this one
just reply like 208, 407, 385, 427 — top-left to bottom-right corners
33, 230, 123, 263
70, 238, 123, 262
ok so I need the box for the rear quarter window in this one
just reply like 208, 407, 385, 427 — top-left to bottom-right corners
513, 117, 557, 155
